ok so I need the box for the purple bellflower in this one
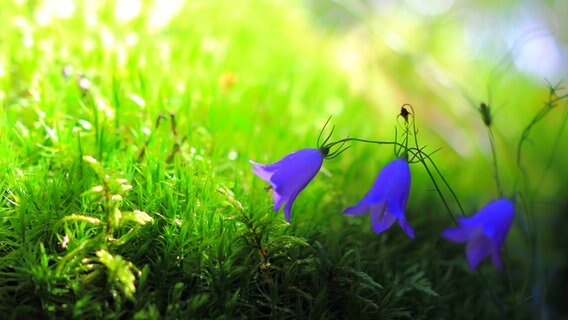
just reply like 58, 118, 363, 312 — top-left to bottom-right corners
442, 198, 514, 270
250, 148, 324, 221
343, 158, 415, 238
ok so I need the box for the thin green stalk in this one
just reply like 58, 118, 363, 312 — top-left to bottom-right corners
516, 91, 568, 168
487, 127, 503, 197
514, 84, 568, 318
534, 99, 568, 193
407, 109, 503, 315
416, 152, 466, 217
327, 132, 461, 224
407, 113, 460, 223
325, 137, 404, 150
415, 153, 457, 224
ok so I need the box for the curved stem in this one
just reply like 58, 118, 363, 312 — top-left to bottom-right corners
317, 116, 333, 149
408, 115, 460, 223
415, 151, 457, 224
325, 137, 405, 150
514, 83, 567, 315
406, 111, 504, 314
516, 91, 568, 167
487, 127, 503, 197
418, 151, 465, 217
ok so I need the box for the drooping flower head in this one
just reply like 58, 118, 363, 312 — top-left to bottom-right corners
343, 158, 414, 238
442, 198, 514, 270
250, 148, 324, 221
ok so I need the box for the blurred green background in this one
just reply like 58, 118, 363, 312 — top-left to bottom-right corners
0, 0, 566, 318
2, 1, 564, 200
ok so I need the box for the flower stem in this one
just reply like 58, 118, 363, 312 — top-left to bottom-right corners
325, 137, 404, 150
406, 108, 503, 315
417, 152, 465, 217
514, 82, 568, 316
405, 110, 461, 223
411, 137, 458, 224
487, 127, 503, 197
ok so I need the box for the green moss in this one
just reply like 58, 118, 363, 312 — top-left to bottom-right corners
0, 0, 565, 318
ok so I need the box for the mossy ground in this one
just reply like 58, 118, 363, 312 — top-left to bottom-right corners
0, 0, 566, 319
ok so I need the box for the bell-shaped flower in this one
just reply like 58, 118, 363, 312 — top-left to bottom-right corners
343, 158, 414, 238
250, 148, 324, 221
442, 198, 514, 270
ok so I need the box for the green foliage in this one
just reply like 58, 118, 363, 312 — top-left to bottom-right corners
0, 0, 565, 319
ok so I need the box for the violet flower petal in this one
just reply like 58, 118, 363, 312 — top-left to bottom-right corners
397, 217, 415, 239
442, 198, 515, 270
370, 203, 396, 234
343, 158, 413, 238
343, 204, 369, 215
466, 236, 492, 269
250, 148, 323, 221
